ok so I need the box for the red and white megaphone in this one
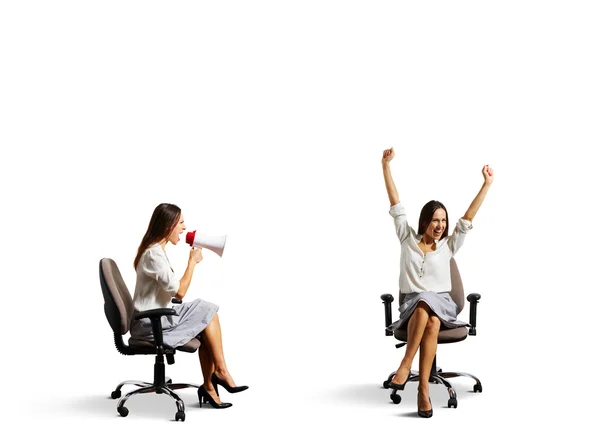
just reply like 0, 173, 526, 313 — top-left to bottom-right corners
185, 231, 227, 257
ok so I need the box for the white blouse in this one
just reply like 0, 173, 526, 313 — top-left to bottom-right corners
133, 244, 180, 311
390, 203, 472, 294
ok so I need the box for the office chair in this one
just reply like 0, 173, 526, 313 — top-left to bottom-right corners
99, 257, 202, 422
380, 258, 482, 408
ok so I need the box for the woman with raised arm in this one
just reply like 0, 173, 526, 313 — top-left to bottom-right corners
130, 203, 248, 409
381, 147, 493, 418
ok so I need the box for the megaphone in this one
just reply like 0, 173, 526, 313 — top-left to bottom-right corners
185, 230, 227, 257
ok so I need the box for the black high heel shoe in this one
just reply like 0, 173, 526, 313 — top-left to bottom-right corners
197, 385, 232, 409
211, 373, 249, 394
417, 396, 433, 418
388, 370, 411, 391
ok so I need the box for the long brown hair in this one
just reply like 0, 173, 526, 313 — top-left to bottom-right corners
418, 200, 449, 240
134, 203, 181, 269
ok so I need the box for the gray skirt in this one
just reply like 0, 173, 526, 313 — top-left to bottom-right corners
386, 291, 468, 332
130, 298, 219, 349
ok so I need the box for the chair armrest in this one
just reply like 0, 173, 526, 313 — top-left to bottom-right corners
133, 308, 177, 349
133, 308, 177, 320
467, 293, 481, 302
466, 293, 481, 336
381, 294, 395, 336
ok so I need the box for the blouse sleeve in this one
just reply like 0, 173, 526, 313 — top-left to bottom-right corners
389, 203, 410, 243
447, 218, 473, 255
140, 248, 181, 295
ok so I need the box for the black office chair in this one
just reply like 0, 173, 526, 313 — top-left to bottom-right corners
380, 258, 482, 408
99, 258, 202, 421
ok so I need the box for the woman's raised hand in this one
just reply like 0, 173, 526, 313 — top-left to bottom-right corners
189, 247, 204, 264
463, 165, 494, 221
382, 147, 395, 164
382, 147, 399, 205
482, 165, 494, 186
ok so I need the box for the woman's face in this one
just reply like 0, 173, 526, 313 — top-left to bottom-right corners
167, 213, 186, 245
425, 208, 447, 240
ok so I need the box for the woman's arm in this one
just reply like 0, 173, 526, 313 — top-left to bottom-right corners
175, 248, 203, 300
382, 148, 399, 206
463, 165, 494, 222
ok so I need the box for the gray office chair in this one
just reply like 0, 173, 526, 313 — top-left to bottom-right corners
380, 258, 482, 408
99, 258, 202, 421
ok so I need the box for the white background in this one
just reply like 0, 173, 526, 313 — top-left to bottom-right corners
2, 0, 598, 439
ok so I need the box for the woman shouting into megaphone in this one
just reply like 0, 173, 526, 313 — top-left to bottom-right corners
130, 203, 248, 409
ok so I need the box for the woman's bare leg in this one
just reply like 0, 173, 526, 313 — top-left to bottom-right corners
391, 302, 432, 384
200, 312, 238, 387
197, 339, 223, 404
417, 315, 440, 411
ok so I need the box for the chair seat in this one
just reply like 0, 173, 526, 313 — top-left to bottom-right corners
128, 337, 201, 353
393, 326, 468, 344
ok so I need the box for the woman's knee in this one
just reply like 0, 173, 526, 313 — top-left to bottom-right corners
202, 313, 219, 334
415, 301, 431, 317
208, 312, 219, 325
426, 315, 441, 331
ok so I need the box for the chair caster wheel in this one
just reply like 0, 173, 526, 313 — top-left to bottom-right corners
383, 380, 390, 389
390, 393, 402, 404
474, 384, 482, 393
111, 390, 121, 399
117, 406, 129, 417
175, 411, 185, 422
448, 398, 458, 408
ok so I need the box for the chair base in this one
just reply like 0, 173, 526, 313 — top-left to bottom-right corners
111, 378, 202, 421
383, 368, 482, 408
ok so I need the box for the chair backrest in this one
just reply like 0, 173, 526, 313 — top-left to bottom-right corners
449, 257, 465, 313
99, 258, 135, 335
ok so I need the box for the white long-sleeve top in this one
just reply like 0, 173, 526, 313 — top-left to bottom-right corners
390, 203, 472, 294
133, 244, 180, 311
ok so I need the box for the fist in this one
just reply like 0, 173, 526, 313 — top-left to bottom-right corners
382, 148, 395, 164
482, 165, 494, 185
190, 247, 203, 264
